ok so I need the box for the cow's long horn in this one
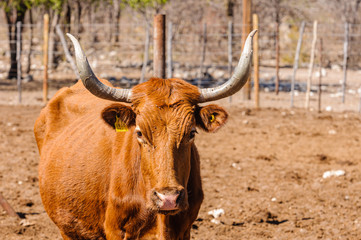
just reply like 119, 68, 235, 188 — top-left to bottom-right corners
199, 30, 257, 103
67, 33, 132, 102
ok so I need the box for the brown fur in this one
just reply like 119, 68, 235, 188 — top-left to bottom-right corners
34, 78, 228, 239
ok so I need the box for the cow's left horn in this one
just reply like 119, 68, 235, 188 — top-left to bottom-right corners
199, 30, 257, 103
67, 33, 132, 102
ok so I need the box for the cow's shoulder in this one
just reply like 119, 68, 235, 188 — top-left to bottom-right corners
34, 79, 114, 152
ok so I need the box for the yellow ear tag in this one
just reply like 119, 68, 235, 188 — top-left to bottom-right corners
210, 114, 215, 123
115, 115, 128, 132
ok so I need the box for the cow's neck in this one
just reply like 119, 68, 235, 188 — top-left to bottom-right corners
156, 214, 174, 239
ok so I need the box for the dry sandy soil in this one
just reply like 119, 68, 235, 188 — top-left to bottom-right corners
1, 80, 361, 239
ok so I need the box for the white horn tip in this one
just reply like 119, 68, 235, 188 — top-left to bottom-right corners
66, 33, 75, 40
249, 29, 258, 38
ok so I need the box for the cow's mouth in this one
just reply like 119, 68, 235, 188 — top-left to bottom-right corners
157, 209, 180, 215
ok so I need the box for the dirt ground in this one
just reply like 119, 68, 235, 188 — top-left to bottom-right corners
1, 81, 361, 239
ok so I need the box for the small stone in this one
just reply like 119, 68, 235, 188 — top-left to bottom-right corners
322, 170, 345, 179
328, 130, 337, 135
211, 219, 221, 224
208, 208, 225, 218
19, 219, 34, 227
231, 163, 241, 170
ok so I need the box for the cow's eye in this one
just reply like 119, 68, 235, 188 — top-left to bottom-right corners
189, 129, 197, 139
136, 131, 143, 138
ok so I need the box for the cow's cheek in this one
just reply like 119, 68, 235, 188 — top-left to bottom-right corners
174, 146, 192, 188
139, 146, 158, 185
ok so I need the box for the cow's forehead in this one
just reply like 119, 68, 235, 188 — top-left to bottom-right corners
131, 78, 200, 110
134, 96, 196, 133
135, 107, 195, 146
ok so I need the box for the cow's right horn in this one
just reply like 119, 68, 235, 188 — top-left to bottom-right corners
199, 30, 257, 103
67, 33, 132, 102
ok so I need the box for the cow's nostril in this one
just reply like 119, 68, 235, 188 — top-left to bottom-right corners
155, 191, 179, 201
176, 189, 185, 204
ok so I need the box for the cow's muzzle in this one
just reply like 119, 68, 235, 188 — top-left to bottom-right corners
152, 187, 186, 214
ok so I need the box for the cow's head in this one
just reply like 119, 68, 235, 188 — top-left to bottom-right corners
67, 30, 256, 215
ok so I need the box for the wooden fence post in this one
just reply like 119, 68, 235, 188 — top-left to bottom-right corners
167, 22, 173, 79
199, 23, 207, 87
228, 21, 233, 104
140, 23, 150, 83
43, 14, 49, 104
56, 25, 80, 79
342, 22, 349, 103
16, 21, 22, 104
253, 14, 259, 109
318, 38, 323, 113
242, 0, 252, 100
290, 21, 305, 108
305, 21, 318, 109
153, 14, 166, 79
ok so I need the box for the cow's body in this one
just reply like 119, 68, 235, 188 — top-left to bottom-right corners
35, 30, 255, 240
35, 79, 205, 239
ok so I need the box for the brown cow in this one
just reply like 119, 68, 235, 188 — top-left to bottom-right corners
34, 30, 256, 239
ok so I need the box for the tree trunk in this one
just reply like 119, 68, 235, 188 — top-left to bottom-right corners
72, 1, 82, 36
48, 11, 60, 70
348, 1, 360, 67
25, 9, 33, 74
88, 3, 97, 44
107, 3, 113, 43
225, 0, 235, 19
64, 3, 71, 34
4, 6, 27, 79
112, 0, 121, 43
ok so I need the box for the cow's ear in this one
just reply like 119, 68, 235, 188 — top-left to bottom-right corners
196, 104, 228, 133
101, 104, 136, 130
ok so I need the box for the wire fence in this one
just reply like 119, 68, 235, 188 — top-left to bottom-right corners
1, 21, 361, 75
0, 20, 360, 111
